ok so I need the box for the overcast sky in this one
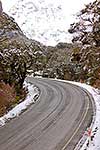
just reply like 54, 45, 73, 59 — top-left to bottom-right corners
2, 0, 94, 26
2, 0, 94, 14
1, 0, 94, 45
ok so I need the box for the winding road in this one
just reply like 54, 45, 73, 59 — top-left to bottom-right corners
0, 78, 94, 150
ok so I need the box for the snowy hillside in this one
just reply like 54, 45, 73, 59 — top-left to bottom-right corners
2, 0, 94, 46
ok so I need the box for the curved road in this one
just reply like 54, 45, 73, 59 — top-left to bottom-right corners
0, 78, 94, 150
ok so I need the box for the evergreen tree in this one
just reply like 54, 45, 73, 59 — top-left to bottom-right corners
68, 0, 100, 87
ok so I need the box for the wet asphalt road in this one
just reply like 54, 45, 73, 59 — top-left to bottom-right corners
0, 78, 94, 150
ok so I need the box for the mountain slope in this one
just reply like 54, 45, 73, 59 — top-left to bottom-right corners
2, 0, 94, 46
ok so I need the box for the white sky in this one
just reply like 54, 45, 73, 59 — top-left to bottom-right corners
1, 0, 94, 24
2, 0, 94, 15
62, 0, 94, 21
1, 0, 94, 45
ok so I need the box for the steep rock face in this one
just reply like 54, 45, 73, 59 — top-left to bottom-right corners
0, 12, 41, 47
0, 13, 23, 43
0, 11, 44, 66
4, 0, 69, 46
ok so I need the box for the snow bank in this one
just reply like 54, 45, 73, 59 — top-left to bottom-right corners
54, 79, 100, 150
0, 81, 39, 126
75, 83, 100, 150
0, 76, 100, 149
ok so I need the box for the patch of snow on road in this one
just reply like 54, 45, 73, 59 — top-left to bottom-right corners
0, 81, 39, 126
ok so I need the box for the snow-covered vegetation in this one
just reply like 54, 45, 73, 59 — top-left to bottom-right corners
0, 0, 100, 149
0, 81, 39, 126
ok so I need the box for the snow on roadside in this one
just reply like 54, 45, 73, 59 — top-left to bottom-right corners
75, 83, 100, 150
0, 81, 39, 127
55, 79, 100, 150
0, 77, 100, 150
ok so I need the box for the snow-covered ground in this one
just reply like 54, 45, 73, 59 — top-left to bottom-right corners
0, 81, 39, 126
2, 0, 94, 46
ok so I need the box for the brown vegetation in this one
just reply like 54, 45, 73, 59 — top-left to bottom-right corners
0, 82, 16, 116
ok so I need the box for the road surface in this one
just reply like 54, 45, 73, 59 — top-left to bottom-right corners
0, 78, 94, 150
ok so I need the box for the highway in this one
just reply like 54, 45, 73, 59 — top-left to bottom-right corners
0, 78, 94, 150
